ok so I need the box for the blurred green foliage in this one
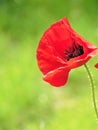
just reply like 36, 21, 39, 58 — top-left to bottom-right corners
0, 0, 98, 130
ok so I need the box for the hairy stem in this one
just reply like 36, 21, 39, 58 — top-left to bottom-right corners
84, 64, 98, 120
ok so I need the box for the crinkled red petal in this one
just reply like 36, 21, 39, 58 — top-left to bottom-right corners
43, 67, 70, 87
44, 18, 74, 58
37, 37, 66, 75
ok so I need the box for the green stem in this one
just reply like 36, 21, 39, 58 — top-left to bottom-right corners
84, 64, 98, 120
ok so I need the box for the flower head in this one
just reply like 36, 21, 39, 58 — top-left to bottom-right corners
36, 17, 98, 87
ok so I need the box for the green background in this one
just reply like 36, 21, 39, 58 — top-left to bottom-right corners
0, 0, 98, 129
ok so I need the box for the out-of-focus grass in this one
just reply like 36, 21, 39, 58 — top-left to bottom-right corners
0, 0, 98, 130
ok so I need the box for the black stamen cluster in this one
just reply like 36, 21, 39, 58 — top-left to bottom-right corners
64, 43, 84, 61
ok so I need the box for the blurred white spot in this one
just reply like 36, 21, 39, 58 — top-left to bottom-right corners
39, 120, 45, 130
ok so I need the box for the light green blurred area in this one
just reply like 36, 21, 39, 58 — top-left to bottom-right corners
0, 0, 98, 129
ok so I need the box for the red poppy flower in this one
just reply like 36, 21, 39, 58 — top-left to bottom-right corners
36, 17, 98, 87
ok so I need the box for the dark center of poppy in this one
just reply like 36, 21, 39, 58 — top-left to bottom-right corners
64, 43, 84, 61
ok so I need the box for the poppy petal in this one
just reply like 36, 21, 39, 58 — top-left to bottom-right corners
43, 67, 70, 87
66, 47, 98, 69
43, 18, 74, 58
37, 37, 66, 75
95, 63, 98, 68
